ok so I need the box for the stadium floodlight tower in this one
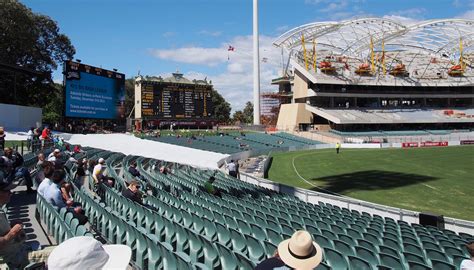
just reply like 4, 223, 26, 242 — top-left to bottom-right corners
253, 0, 261, 125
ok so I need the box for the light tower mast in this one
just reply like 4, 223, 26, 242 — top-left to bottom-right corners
253, 0, 261, 125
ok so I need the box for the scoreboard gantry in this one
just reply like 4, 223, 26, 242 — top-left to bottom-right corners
137, 80, 214, 120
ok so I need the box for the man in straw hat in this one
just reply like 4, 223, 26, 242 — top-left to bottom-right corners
255, 230, 323, 270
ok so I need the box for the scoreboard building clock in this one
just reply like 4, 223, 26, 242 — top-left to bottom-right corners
135, 72, 215, 127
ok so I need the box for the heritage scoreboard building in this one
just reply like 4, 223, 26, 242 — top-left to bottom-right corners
134, 72, 215, 128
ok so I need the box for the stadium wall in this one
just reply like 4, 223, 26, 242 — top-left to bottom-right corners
0, 103, 42, 131
238, 171, 474, 235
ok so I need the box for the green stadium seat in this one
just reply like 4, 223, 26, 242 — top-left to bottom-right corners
314, 234, 334, 249
266, 227, 284, 246
215, 222, 232, 248
430, 259, 455, 270
229, 228, 247, 254
235, 252, 255, 270
333, 239, 355, 256
383, 236, 401, 250
244, 234, 266, 262
379, 252, 406, 270
347, 255, 373, 270
197, 235, 220, 268
215, 243, 239, 270
403, 251, 426, 265
315, 262, 331, 270
338, 234, 357, 246
425, 248, 449, 263
378, 245, 399, 258
346, 228, 363, 239
403, 243, 424, 257
421, 240, 440, 250
363, 232, 382, 245
355, 246, 379, 266
407, 261, 431, 270
249, 223, 267, 242
324, 248, 349, 269
262, 240, 277, 258
202, 217, 218, 241
451, 254, 469, 268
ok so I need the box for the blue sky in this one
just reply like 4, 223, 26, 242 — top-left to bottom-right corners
21, 0, 474, 111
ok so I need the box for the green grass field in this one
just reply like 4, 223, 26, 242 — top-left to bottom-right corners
268, 146, 474, 221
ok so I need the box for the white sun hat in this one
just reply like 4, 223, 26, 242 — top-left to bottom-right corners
47, 236, 131, 270
277, 230, 323, 270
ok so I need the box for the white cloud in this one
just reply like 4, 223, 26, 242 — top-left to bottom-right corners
386, 8, 426, 20
382, 15, 422, 26
458, 10, 474, 19
149, 47, 228, 66
162, 32, 176, 38
198, 30, 222, 37
149, 35, 281, 112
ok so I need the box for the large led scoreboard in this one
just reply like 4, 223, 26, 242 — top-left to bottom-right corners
135, 74, 214, 124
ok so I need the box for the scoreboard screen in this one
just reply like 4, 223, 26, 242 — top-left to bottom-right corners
140, 81, 213, 119
64, 60, 125, 119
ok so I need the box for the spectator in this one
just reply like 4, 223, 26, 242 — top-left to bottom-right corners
73, 145, 83, 154
36, 153, 46, 170
235, 159, 240, 179
0, 180, 54, 268
255, 230, 322, 270
121, 180, 143, 205
159, 166, 170, 175
41, 126, 51, 148
44, 170, 67, 208
0, 127, 5, 150
92, 158, 107, 185
37, 163, 54, 197
226, 160, 237, 178
47, 236, 131, 270
461, 242, 474, 270
27, 127, 34, 151
128, 162, 141, 178
47, 149, 61, 162
1, 148, 34, 193
336, 142, 341, 154
75, 158, 86, 183
204, 176, 220, 197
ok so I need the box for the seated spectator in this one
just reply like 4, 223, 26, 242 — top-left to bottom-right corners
159, 166, 171, 175
47, 149, 61, 163
36, 153, 46, 170
44, 170, 67, 208
1, 148, 34, 193
37, 163, 54, 197
92, 158, 107, 185
0, 180, 54, 269
73, 145, 83, 154
121, 180, 143, 205
47, 236, 131, 270
255, 230, 322, 270
204, 176, 220, 197
461, 242, 474, 270
128, 162, 141, 178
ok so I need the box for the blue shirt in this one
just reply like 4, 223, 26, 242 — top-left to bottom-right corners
43, 183, 66, 209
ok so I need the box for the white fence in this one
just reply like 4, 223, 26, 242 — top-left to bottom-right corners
238, 172, 474, 235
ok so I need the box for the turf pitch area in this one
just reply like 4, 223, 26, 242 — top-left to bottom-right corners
267, 146, 474, 221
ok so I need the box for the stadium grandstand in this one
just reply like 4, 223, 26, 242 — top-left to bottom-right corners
273, 18, 474, 133
5, 142, 470, 269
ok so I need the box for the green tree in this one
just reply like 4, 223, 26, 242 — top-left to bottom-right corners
0, 0, 75, 108
211, 88, 231, 123
42, 83, 63, 124
232, 110, 245, 124
124, 78, 135, 117
242, 101, 254, 124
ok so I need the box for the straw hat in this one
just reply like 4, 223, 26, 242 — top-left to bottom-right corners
277, 230, 323, 270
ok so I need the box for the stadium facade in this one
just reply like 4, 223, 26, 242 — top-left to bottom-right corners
273, 18, 474, 131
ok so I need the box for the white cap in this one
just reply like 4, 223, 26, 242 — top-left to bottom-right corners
98, 158, 105, 164
54, 149, 60, 153
47, 236, 131, 270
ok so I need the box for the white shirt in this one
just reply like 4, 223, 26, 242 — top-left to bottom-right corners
93, 164, 106, 177
461, 259, 474, 270
48, 156, 56, 163
37, 178, 52, 197
226, 162, 236, 172
47, 152, 55, 159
